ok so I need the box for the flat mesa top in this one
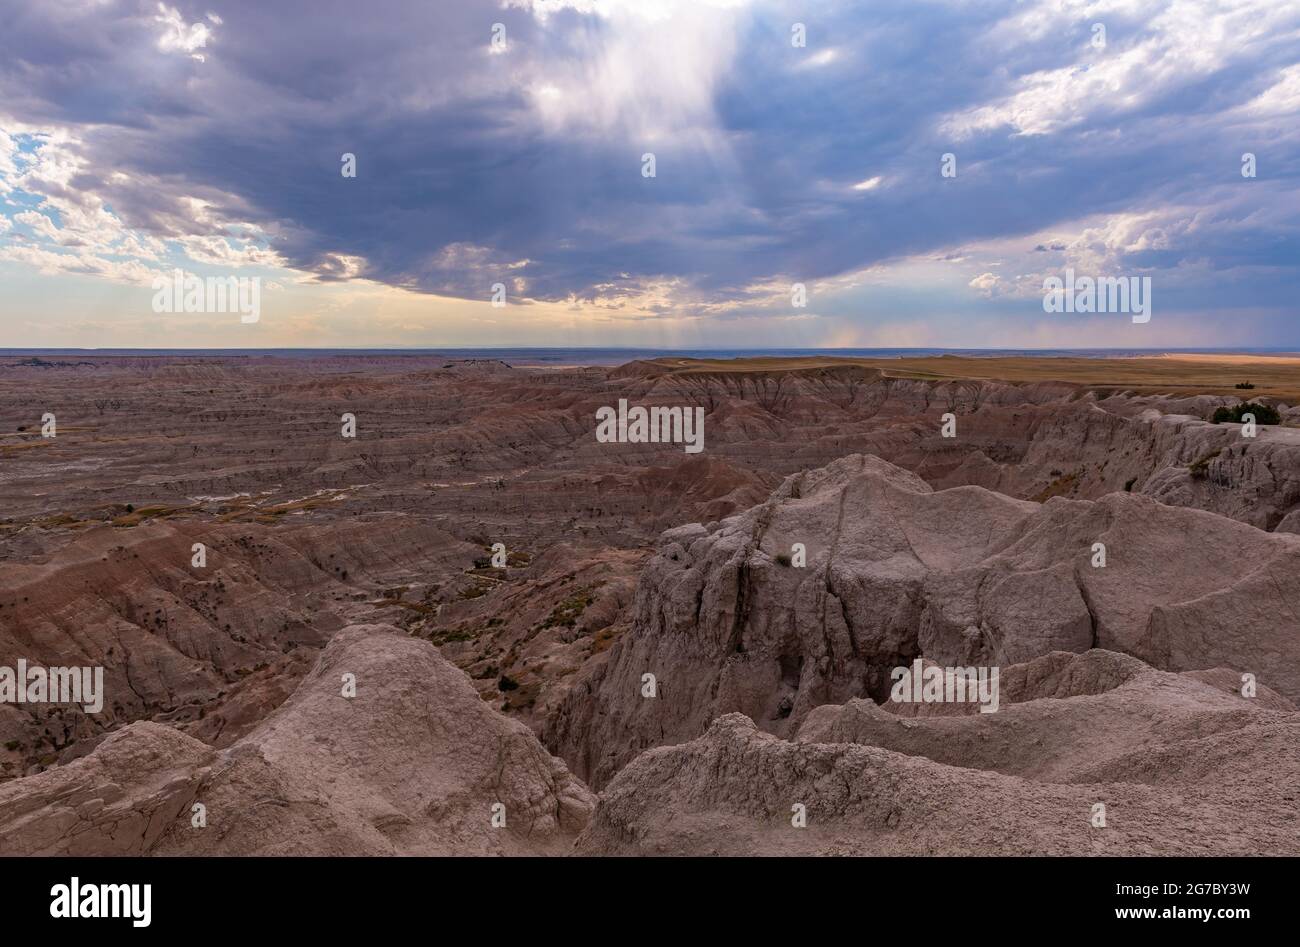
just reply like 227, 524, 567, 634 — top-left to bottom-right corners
629, 353, 1300, 401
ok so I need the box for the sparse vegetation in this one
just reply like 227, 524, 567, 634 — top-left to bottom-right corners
428, 626, 480, 645
591, 626, 620, 654
1032, 470, 1080, 503
1211, 402, 1280, 425
539, 587, 595, 629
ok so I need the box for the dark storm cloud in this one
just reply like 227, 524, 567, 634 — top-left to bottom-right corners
1, 0, 1297, 308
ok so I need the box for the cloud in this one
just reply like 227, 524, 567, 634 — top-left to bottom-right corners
15, 210, 63, 243
0, 242, 160, 285
968, 272, 1003, 297
0, 0, 1295, 343
154, 3, 216, 61
0, 129, 17, 184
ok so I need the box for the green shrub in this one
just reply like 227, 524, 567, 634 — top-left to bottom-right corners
539, 588, 595, 629
1211, 403, 1279, 425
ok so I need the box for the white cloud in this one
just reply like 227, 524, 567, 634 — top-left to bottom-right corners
0, 128, 16, 183
944, 0, 1300, 138
154, 3, 215, 61
514, 0, 750, 149
1239, 63, 1300, 117
794, 48, 839, 71
15, 210, 63, 242
312, 252, 369, 281
0, 243, 161, 285
968, 272, 1003, 296
174, 233, 281, 268
1, 124, 286, 280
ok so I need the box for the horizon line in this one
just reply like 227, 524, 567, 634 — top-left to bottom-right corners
4, 346, 1300, 354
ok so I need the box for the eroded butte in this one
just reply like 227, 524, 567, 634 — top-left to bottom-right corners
1, 353, 1297, 855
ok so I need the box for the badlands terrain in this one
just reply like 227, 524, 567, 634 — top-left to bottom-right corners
0, 352, 1297, 856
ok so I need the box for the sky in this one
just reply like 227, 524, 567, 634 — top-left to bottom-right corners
0, 0, 1297, 349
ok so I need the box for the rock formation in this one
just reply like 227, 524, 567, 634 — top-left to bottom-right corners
549, 454, 1300, 787
0, 625, 594, 855
3, 353, 1298, 856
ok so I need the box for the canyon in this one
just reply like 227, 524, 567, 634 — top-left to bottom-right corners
1, 352, 1297, 855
